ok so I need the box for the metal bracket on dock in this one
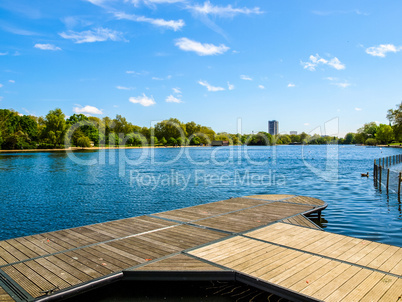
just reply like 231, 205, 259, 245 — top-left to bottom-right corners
39, 287, 59, 296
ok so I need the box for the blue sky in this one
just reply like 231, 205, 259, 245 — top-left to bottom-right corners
1, 0, 402, 136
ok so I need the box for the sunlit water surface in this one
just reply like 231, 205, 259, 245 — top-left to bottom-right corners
1, 145, 401, 247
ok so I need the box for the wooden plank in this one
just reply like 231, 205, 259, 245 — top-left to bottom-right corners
4, 262, 56, 294
368, 245, 400, 270
0, 286, 14, 302
5, 239, 40, 259
62, 250, 114, 275
245, 194, 294, 200
300, 262, 352, 296
310, 265, 361, 300
342, 271, 387, 301
0, 241, 30, 262
279, 257, 332, 289
135, 254, 223, 271
268, 254, 323, 285
1, 265, 44, 298
378, 248, 402, 273
243, 247, 297, 276
44, 255, 93, 283
359, 275, 398, 302
259, 252, 313, 281
325, 269, 379, 302
52, 253, 103, 279
379, 277, 402, 301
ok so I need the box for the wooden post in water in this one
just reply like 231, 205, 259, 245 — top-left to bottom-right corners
398, 172, 401, 197
379, 165, 382, 191
374, 160, 377, 183
387, 169, 390, 194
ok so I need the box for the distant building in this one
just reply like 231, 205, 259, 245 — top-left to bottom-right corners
290, 131, 297, 135
268, 120, 279, 136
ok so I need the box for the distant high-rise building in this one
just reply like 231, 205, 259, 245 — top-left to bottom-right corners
290, 131, 297, 135
268, 120, 279, 136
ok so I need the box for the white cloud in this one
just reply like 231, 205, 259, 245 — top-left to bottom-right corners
73, 105, 103, 115
333, 82, 351, 88
59, 27, 126, 43
227, 82, 235, 90
304, 123, 310, 126
0, 84, 3, 88
258, 85, 265, 89
125, 70, 144, 76
287, 83, 295, 87
8, 80, 15, 83
312, 10, 368, 16
116, 86, 134, 90
0, 52, 8, 56
188, 1, 263, 17
165, 95, 182, 103
113, 12, 184, 31
198, 80, 225, 92
175, 37, 229, 56
327, 57, 345, 70
172, 87, 181, 94
129, 93, 156, 106
355, 107, 362, 111
0, 96, 3, 101
325, 77, 351, 88
240, 75, 252, 81
301, 54, 345, 71
365, 44, 402, 57
34, 43, 62, 51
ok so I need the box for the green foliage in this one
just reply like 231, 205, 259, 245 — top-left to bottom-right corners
160, 137, 167, 145
375, 124, 394, 144
44, 108, 67, 147
344, 133, 355, 144
155, 118, 186, 140
168, 137, 177, 146
77, 136, 91, 148
365, 138, 377, 146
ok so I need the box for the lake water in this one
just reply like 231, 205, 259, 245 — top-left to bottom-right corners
1, 145, 402, 247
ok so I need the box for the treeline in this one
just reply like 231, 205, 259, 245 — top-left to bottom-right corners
339, 102, 402, 146
1, 106, 392, 150
0, 108, 220, 150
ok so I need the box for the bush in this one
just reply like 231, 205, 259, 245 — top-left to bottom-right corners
365, 138, 377, 146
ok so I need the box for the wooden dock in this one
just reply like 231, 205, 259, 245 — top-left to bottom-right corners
0, 194, 401, 301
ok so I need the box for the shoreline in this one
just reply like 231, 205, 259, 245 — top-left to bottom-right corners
1, 144, 400, 154
0, 145, 205, 153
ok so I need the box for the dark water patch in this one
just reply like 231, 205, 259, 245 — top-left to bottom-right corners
63, 281, 289, 302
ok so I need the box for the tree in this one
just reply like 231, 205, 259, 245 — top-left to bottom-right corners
357, 122, 377, 142
344, 133, 355, 144
160, 137, 167, 145
375, 124, 394, 144
185, 121, 200, 137
168, 137, 177, 146
365, 138, 377, 146
44, 108, 67, 147
154, 118, 186, 141
279, 135, 291, 144
77, 136, 91, 148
